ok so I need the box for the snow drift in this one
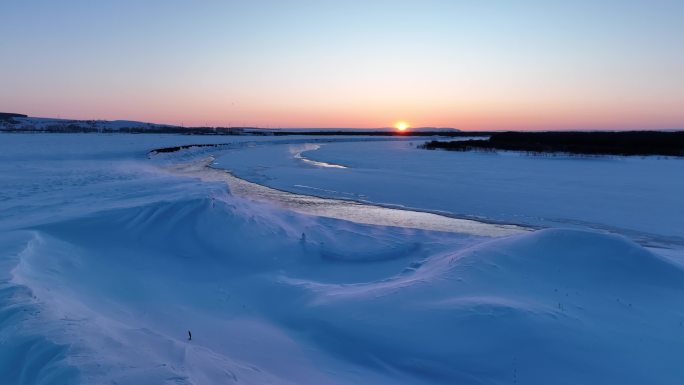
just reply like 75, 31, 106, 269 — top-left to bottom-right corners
2, 134, 683, 385
4, 196, 684, 384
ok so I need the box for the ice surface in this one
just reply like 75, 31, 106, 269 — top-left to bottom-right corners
216, 140, 684, 245
2, 133, 683, 385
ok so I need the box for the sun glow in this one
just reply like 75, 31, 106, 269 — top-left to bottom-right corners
394, 121, 410, 132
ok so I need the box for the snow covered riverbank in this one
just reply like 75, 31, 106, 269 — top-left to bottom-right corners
2, 133, 684, 385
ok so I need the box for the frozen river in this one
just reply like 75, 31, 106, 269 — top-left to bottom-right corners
2, 133, 684, 385
210, 138, 684, 253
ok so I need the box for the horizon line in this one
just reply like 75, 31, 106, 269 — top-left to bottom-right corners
2, 112, 683, 132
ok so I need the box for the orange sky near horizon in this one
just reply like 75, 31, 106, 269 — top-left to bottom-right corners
18, 95, 680, 131
1, 1, 683, 131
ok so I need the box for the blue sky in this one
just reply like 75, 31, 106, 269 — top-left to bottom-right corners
1, 0, 682, 129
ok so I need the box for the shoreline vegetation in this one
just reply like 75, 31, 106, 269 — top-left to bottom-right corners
419, 131, 684, 157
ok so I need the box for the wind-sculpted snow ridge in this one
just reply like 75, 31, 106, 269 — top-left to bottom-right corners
281, 228, 684, 384
0, 233, 80, 385
3, 195, 478, 384
5, 196, 684, 384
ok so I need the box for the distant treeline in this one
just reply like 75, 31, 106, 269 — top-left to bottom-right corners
270, 131, 492, 137
420, 131, 684, 157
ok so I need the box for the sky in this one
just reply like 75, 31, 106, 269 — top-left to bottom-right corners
1, 0, 683, 130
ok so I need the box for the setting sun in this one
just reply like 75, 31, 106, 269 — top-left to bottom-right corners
394, 121, 410, 132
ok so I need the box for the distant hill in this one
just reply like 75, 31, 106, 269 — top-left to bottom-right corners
0, 114, 480, 138
0, 115, 471, 136
0, 112, 28, 120
0, 115, 244, 134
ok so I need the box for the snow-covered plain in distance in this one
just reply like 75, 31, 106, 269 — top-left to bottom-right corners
2, 133, 684, 385
217, 140, 684, 247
